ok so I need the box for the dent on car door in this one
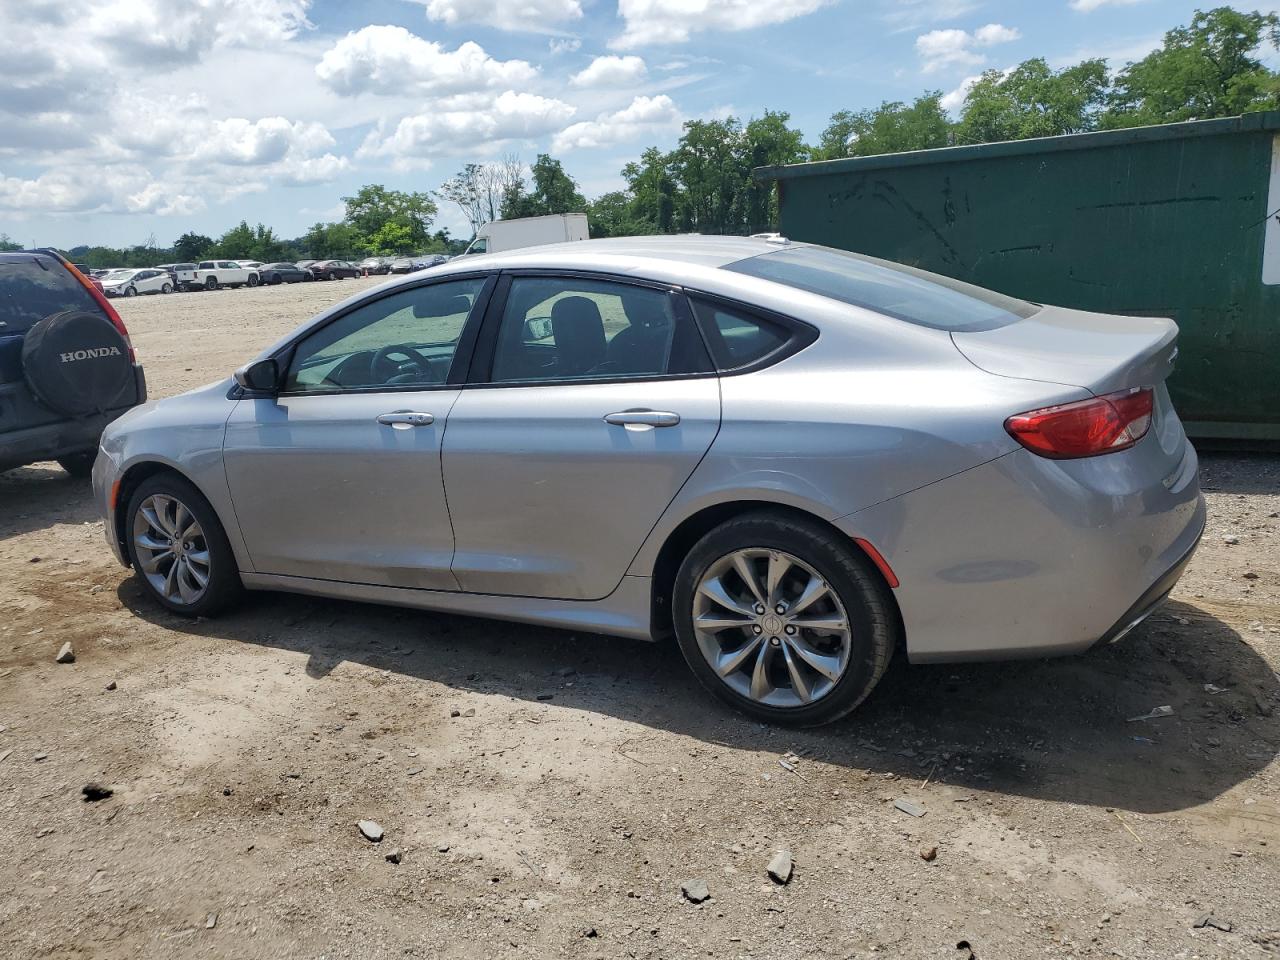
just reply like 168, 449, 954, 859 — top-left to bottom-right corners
222, 275, 493, 590
442, 273, 722, 600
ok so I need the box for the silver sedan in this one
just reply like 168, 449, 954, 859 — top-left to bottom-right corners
93, 236, 1205, 725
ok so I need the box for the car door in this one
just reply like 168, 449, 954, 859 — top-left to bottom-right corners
223, 274, 494, 590
442, 272, 721, 600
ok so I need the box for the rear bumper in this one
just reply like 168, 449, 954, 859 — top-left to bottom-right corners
835, 429, 1205, 663
1092, 528, 1201, 648
0, 366, 145, 474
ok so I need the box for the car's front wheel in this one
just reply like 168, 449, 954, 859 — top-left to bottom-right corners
124, 286, 137, 297
673, 512, 898, 727
161, 282, 173, 294
125, 474, 243, 618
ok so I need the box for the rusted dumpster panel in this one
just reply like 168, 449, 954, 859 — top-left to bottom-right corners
757, 112, 1280, 442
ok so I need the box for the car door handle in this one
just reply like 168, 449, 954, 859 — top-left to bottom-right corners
603, 410, 681, 428
376, 412, 435, 427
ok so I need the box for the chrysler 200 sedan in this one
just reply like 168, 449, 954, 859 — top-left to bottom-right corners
93, 236, 1205, 725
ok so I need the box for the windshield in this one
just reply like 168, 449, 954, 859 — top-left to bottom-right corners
103, 270, 136, 281
723, 244, 1037, 332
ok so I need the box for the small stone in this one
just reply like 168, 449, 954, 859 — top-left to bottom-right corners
55, 642, 75, 664
357, 820, 384, 842
1242, 572, 1259, 580
33, 752, 48, 762
449, 708, 461, 718
680, 879, 710, 903
462, 707, 475, 718
1223, 535, 1239, 545
385, 848, 402, 864
766, 849, 793, 885
1194, 914, 1232, 932
581, 927, 598, 938
894, 798, 926, 818
436, 843, 450, 853
920, 845, 938, 862
81, 782, 113, 802
105, 681, 117, 691
205, 913, 217, 929
536, 692, 554, 701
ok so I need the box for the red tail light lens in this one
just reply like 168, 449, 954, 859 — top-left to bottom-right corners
1005, 387, 1154, 459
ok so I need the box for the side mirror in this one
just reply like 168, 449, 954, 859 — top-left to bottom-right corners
234, 358, 281, 393
523, 317, 553, 341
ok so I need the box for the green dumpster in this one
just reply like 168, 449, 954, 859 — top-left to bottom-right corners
756, 112, 1280, 443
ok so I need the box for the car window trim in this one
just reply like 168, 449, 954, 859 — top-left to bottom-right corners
684, 289, 819, 376
464, 268, 717, 389
245, 272, 497, 400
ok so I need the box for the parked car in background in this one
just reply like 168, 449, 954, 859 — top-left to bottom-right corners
462, 213, 589, 255
72, 265, 105, 294
413, 254, 450, 271
259, 262, 311, 284
358, 257, 391, 275
388, 256, 416, 274
234, 260, 263, 271
1, 249, 146, 477
295, 260, 317, 271
307, 259, 360, 280
101, 268, 174, 297
192, 260, 260, 290
90, 236, 1203, 726
156, 263, 199, 291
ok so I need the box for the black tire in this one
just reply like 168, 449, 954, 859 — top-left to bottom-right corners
247, 274, 259, 287
205, 277, 218, 291
269, 273, 281, 285
124, 473, 243, 618
57, 452, 96, 478
124, 286, 137, 297
672, 511, 899, 727
161, 282, 173, 294
326, 270, 336, 281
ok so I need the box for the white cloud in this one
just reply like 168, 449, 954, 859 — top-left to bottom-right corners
916, 22, 1020, 73
421, 0, 583, 31
549, 37, 583, 54
361, 91, 576, 169
316, 26, 537, 97
611, 0, 831, 49
1069, 0, 1145, 11
881, 0, 983, 31
552, 95, 681, 151
570, 55, 648, 88
0, 167, 205, 217
940, 74, 983, 111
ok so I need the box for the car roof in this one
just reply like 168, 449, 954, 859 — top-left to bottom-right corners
453, 235, 777, 272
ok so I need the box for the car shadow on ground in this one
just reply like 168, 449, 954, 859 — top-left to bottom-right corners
124, 578, 1278, 817
0, 465, 97, 542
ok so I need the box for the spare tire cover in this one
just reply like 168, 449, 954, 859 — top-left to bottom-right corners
22, 310, 134, 417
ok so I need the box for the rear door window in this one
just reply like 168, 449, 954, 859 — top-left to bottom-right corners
0, 254, 101, 335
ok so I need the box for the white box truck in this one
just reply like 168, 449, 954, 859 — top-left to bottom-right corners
463, 213, 589, 255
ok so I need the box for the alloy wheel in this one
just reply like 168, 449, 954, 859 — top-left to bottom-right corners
692, 548, 852, 708
132, 494, 211, 606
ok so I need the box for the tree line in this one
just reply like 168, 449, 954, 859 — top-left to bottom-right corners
12, 5, 1279, 267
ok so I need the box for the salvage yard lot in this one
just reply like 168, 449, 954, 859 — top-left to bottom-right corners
1, 277, 1278, 959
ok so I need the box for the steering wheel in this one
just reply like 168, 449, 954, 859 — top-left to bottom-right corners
371, 343, 432, 384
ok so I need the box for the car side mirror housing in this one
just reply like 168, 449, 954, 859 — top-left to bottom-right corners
234, 358, 281, 393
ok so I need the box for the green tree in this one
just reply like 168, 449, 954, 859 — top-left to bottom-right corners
342, 184, 437, 250
957, 57, 1109, 145
301, 221, 361, 259
621, 147, 677, 233
1103, 6, 1280, 127
364, 219, 415, 255
213, 220, 256, 258
173, 232, 213, 262
247, 223, 285, 263
670, 118, 748, 234
0, 233, 23, 252
501, 154, 587, 219
816, 94, 952, 160
587, 191, 659, 238
741, 111, 808, 232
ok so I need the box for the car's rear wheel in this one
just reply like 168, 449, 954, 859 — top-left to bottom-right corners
57, 452, 96, 478
161, 282, 173, 294
125, 474, 243, 618
673, 512, 898, 727
327, 270, 336, 281
204, 277, 218, 291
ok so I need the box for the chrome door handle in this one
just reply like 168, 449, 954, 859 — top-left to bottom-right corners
376, 412, 435, 427
604, 410, 681, 428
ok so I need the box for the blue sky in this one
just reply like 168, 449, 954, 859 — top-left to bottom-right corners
0, 1, 1248, 249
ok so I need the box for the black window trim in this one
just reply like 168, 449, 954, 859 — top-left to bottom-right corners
463, 268, 717, 390
233, 271, 498, 400
685, 289, 819, 376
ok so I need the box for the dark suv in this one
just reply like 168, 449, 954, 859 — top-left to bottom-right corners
0, 250, 147, 476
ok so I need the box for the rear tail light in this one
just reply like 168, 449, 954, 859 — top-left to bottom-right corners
1005, 387, 1153, 459
61, 258, 136, 363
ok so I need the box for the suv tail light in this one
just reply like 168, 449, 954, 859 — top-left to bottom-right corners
1005, 387, 1153, 459
60, 258, 136, 363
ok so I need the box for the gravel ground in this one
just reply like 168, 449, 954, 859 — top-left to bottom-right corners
1, 278, 1277, 960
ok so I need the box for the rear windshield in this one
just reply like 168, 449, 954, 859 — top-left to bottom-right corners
723, 245, 1038, 332
0, 254, 101, 335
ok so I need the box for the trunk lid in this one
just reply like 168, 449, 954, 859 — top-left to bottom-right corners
950, 305, 1178, 395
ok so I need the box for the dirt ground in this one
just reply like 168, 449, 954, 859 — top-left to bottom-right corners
1, 278, 1277, 960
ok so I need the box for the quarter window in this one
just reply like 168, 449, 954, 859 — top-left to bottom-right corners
284, 278, 486, 393
691, 299, 791, 370
489, 276, 709, 383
